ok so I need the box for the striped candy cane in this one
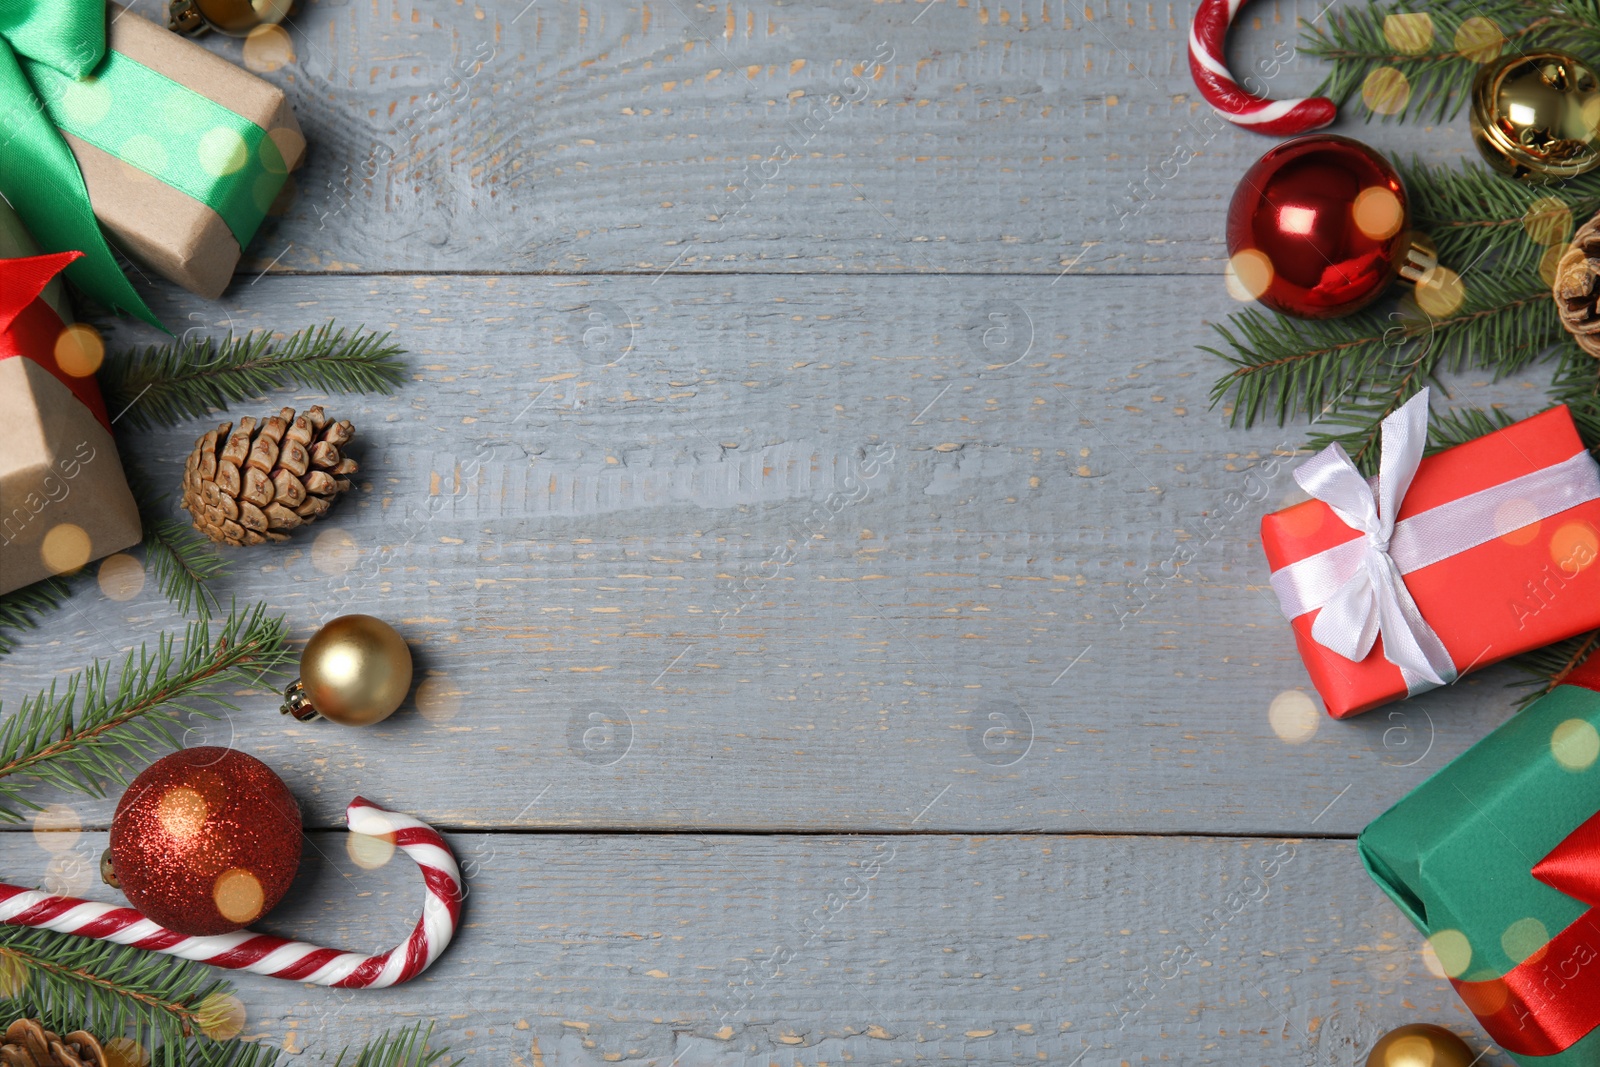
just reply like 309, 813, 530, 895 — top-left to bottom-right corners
0, 798, 461, 988
1189, 0, 1337, 135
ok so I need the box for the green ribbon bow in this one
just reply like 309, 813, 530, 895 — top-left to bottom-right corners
0, 0, 291, 328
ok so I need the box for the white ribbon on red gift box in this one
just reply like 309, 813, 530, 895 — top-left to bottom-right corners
1269, 389, 1600, 694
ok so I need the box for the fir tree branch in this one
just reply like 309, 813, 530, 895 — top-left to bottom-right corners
328, 1022, 457, 1067
0, 605, 289, 821
1512, 629, 1600, 706
0, 927, 231, 1047
125, 469, 226, 623
0, 580, 70, 658
99, 323, 407, 432
1404, 160, 1600, 277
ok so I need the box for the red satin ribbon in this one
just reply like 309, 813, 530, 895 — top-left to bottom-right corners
0, 251, 110, 431
1452, 810, 1600, 1056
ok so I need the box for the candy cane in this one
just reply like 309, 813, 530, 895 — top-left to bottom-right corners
0, 798, 461, 988
1189, 0, 1336, 135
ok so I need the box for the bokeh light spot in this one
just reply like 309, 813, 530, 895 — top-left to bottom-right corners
103, 1038, 150, 1067
32, 805, 81, 853
1226, 249, 1274, 302
54, 324, 104, 377
1415, 266, 1465, 317
118, 133, 169, 178
1502, 917, 1550, 964
1553, 718, 1600, 771
1494, 498, 1541, 545
1354, 186, 1404, 240
213, 868, 265, 925
197, 992, 246, 1041
1383, 12, 1435, 54
416, 674, 464, 724
1524, 197, 1573, 247
197, 127, 249, 177
1269, 690, 1320, 743
40, 524, 92, 576
312, 527, 360, 575
242, 24, 295, 72
347, 831, 397, 870
1362, 66, 1412, 115
1455, 17, 1505, 62
1552, 521, 1599, 573
98, 553, 146, 602
157, 786, 209, 840
1423, 929, 1473, 978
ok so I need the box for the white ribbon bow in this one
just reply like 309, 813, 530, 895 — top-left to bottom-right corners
1291, 388, 1457, 688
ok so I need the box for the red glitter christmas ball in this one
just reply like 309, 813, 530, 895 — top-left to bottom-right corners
1226, 134, 1412, 319
108, 747, 302, 936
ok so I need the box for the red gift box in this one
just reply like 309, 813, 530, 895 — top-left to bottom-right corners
1261, 403, 1600, 718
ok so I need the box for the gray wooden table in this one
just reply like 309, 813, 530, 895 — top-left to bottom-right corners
0, 0, 1544, 1062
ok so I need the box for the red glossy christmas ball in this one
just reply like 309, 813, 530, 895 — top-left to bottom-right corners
108, 747, 302, 936
1226, 134, 1412, 319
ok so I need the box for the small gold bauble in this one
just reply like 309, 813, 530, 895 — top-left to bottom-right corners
282, 615, 413, 727
1365, 1024, 1474, 1067
169, 0, 292, 37
1470, 50, 1600, 183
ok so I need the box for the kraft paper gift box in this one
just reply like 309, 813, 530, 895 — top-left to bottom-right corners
1361, 683, 1600, 1065
16, 3, 305, 300
0, 205, 141, 596
1260, 390, 1600, 719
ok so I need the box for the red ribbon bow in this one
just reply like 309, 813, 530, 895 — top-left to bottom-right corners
1453, 810, 1600, 1056
0, 251, 110, 431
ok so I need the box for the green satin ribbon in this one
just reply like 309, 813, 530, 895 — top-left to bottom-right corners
0, 1, 289, 328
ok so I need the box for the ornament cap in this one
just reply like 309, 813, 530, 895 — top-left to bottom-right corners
1398, 240, 1438, 284
280, 679, 321, 722
99, 848, 118, 889
167, 0, 209, 35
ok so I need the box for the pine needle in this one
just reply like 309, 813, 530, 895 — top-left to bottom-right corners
99, 323, 407, 432
0, 580, 70, 657
126, 468, 226, 623
0, 926, 233, 1047
328, 1022, 457, 1067
0, 604, 289, 822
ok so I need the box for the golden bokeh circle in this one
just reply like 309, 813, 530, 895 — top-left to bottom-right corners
54, 324, 104, 377
213, 868, 265, 925
32, 805, 81, 853
1226, 249, 1274, 302
1423, 929, 1472, 978
312, 527, 360, 575
242, 24, 295, 73
0, 955, 28, 999
1353, 186, 1405, 241
198, 127, 249, 177
1524, 197, 1573, 247
157, 786, 209, 839
1502, 916, 1550, 964
102, 1038, 150, 1067
266, 126, 305, 175
347, 831, 397, 870
1268, 690, 1319, 743
98, 553, 146, 602
415, 674, 464, 724
1541, 243, 1567, 287
1362, 66, 1412, 116
1415, 265, 1466, 317
197, 992, 246, 1042
40, 524, 92, 575
1552, 521, 1599, 572
1455, 16, 1505, 63
44, 852, 92, 896
1383, 12, 1435, 54
1553, 718, 1600, 771
1494, 498, 1541, 545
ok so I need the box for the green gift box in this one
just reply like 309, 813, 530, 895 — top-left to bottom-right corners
1362, 685, 1600, 1064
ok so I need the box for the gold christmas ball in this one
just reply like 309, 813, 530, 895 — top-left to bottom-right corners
1365, 1024, 1474, 1067
1471, 51, 1600, 182
285, 615, 413, 726
169, 0, 292, 36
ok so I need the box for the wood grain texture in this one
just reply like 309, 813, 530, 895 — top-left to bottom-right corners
118, 0, 1477, 278
0, 831, 1512, 1066
0, 1, 1550, 1061
0, 274, 1551, 837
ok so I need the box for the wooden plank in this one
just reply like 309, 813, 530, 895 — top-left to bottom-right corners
135, 0, 1479, 279
0, 830, 1509, 1065
0, 274, 1546, 835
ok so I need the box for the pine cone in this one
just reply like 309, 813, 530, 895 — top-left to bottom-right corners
181, 405, 358, 546
0, 1019, 105, 1067
1556, 210, 1600, 357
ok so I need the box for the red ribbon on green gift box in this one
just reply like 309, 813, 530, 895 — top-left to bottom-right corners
0, 0, 288, 327
1454, 811, 1600, 1056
